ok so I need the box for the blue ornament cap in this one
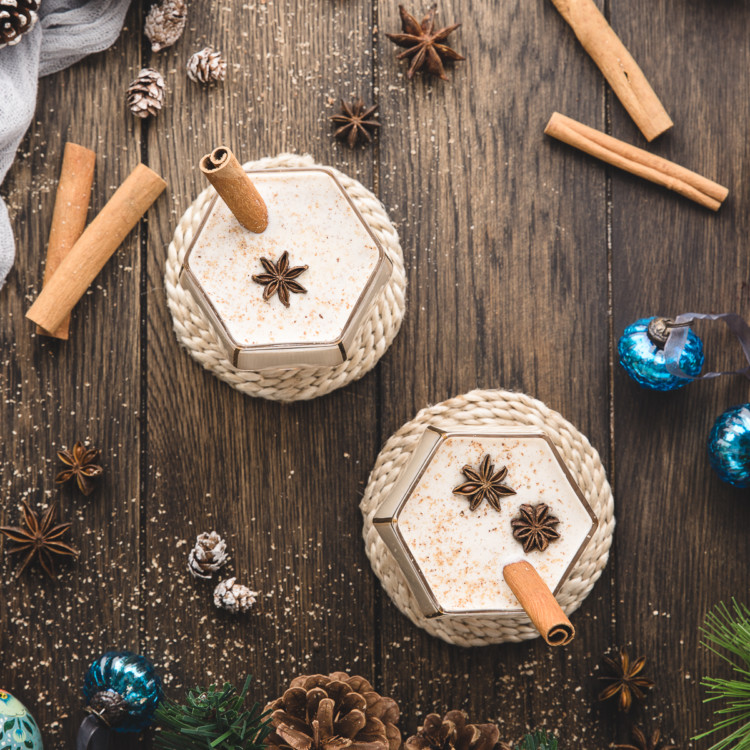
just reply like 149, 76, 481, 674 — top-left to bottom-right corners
708, 404, 750, 488
618, 316, 704, 391
82, 652, 161, 733
0, 689, 43, 750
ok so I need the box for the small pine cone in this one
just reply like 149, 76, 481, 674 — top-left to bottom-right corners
144, 0, 186, 52
187, 531, 228, 579
214, 577, 257, 613
0, 0, 40, 50
187, 47, 227, 85
127, 68, 165, 119
406, 711, 500, 750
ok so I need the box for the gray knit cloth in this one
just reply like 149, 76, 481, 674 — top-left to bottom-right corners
0, 0, 132, 287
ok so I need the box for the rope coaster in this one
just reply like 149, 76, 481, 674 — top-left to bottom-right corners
165, 154, 406, 402
360, 389, 615, 647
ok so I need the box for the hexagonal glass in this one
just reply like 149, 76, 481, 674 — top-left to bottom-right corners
180, 167, 392, 370
374, 426, 598, 617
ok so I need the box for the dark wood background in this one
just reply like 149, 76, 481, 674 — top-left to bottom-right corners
1, 0, 749, 747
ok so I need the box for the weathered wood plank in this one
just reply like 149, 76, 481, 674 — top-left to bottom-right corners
141, 0, 382, 707
611, 1, 750, 745
374, 0, 613, 746
0, 7, 144, 749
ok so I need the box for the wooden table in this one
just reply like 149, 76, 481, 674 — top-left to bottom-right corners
1, 1, 749, 748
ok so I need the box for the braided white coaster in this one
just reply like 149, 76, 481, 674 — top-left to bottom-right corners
361, 389, 615, 647
165, 154, 406, 402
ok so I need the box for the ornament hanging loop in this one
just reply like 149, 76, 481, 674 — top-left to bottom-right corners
647, 317, 693, 347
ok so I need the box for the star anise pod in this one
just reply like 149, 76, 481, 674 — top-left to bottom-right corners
386, 4, 464, 80
251, 251, 308, 308
598, 647, 655, 712
330, 99, 380, 148
511, 503, 561, 553
56, 441, 103, 496
452, 454, 516, 512
0, 500, 79, 578
616, 726, 678, 750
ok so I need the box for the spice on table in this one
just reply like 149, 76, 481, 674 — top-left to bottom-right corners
598, 647, 655, 711
144, 0, 186, 52
616, 727, 678, 750
548, 0, 672, 141
26, 163, 167, 334
386, 4, 464, 80
0, 500, 79, 578
452, 454, 516, 512
187, 531, 228, 579
56, 441, 103, 495
544, 112, 728, 211
405, 711, 499, 750
36, 142, 96, 340
127, 68, 166, 119
251, 251, 308, 308
511, 503, 561, 553
330, 99, 380, 148
187, 47, 227, 85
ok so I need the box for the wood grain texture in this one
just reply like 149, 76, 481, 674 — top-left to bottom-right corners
0, 0, 747, 748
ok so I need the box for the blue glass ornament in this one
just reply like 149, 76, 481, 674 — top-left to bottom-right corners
0, 689, 43, 750
82, 651, 161, 733
708, 404, 750, 488
618, 316, 704, 391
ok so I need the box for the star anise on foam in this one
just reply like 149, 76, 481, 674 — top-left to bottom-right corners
616, 726, 678, 750
0, 500, 79, 578
452, 454, 516, 512
330, 99, 380, 148
56, 441, 103, 496
511, 503, 561, 553
386, 4, 464, 80
598, 647, 656, 712
251, 251, 308, 307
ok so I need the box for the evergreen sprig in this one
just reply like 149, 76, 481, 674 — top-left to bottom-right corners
512, 731, 559, 750
153, 675, 272, 750
693, 600, 750, 750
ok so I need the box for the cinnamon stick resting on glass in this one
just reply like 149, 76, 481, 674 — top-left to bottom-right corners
549, 0, 672, 141
545, 112, 728, 211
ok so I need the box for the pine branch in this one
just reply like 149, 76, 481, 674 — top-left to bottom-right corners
513, 730, 558, 750
154, 675, 272, 750
693, 600, 750, 750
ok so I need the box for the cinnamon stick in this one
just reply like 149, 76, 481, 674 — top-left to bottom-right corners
545, 112, 728, 210
26, 163, 166, 334
199, 147, 268, 233
503, 561, 575, 646
549, 0, 672, 141
36, 142, 96, 340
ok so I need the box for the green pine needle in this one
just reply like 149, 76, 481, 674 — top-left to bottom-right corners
513, 730, 558, 750
693, 600, 750, 750
154, 675, 272, 750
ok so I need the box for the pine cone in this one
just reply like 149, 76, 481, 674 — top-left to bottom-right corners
126, 68, 165, 119
213, 577, 257, 613
266, 672, 401, 750
405, 712, 500, 750
187, 47, 227, 85
188, 531, 228, 579
144, 0, 186, 52
0, 0, 41, 50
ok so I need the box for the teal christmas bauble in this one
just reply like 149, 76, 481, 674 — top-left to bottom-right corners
82, 652, 161, 733
0, 689, 43, 750
708, 404, 750, 488
618, 316, 704, 391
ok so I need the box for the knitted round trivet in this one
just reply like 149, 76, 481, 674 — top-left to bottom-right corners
361, 389, 615, 647
165, 154, 406, 402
